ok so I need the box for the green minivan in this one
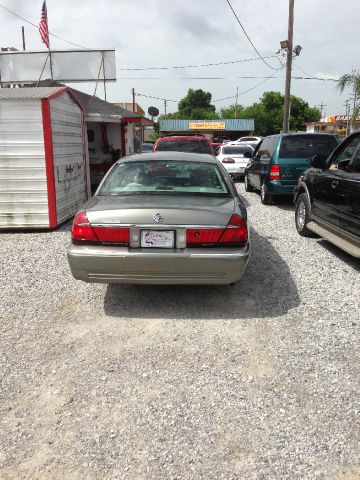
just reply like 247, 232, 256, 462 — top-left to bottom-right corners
244, 133, 339, 204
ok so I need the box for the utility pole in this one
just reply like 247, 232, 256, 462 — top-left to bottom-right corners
132, 88, 136, 112
318, 101, 326, 117
282, 0, 294, 133
344, 99, 351, 136
164, 99, 167, 119
234, 86, 239, 119
350, 92, 357, 133
21, 26, 26, 50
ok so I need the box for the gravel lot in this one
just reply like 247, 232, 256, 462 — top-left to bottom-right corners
1, 184, 359, 479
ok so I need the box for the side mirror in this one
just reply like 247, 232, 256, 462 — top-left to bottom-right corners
310, 154, 327, 169
243, 151, 252, 158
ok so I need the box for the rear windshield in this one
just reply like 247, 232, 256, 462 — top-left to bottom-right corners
155, 139, 211, 154
279, 135, 338, 158
239, 137, 258, 142
222, 146, 253, 155
99, 160, 231, 197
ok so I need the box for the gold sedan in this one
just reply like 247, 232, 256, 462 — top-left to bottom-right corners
67, 152, 250, 285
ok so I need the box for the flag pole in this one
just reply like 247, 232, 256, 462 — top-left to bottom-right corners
46, 2, 53, 80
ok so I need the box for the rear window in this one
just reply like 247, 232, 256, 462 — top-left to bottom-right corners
156, 139, 211, 154
99, 160, 230, 197
222, 146, 253, 155
239, 137, 258, 142
279, 135, 338, 158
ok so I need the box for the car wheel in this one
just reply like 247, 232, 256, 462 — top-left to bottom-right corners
260, 182, 272, 205
244, 174, 254, 192
295, 192, 315, 237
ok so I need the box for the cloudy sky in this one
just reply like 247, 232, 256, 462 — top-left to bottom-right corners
1, 0, 359, 118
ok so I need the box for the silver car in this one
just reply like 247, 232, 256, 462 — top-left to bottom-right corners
67, 152, 250, 285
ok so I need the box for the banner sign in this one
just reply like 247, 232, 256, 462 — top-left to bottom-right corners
0, 49, 116, 84
335, 115, 360, 122
189, 121, 226, 130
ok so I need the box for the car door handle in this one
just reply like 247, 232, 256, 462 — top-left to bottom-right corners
331, 180, 339, 189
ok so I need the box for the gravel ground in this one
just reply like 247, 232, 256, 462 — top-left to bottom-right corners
0, 184, 359, 479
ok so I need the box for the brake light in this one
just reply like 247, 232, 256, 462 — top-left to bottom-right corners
186, 214, 247, 247
269, 164, 281, 180
219, 214, 248, 245
72, 212, 130, 245
72, 212, 97, 243
222, 157, 235, 164
93, 226, 130, 244
186, 228, 223, 245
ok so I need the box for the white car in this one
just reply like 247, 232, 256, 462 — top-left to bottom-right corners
233, 136, 262, 146
216, 144, 254, 180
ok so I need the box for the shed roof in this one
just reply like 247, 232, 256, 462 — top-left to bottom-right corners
0, 87, 66, 99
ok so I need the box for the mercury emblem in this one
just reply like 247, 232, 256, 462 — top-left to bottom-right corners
153, 213, 163, 223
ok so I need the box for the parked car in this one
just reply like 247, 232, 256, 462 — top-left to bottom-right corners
213, 135, 231, 144
244, 133, 339, 204
294, 131, 360, 258
153, 135, 214, 155
234, 136, 262, 146
211, 142, 224, 150
216, 144, 254, 181
68, 152, 250, 285
141, 142, 154, 152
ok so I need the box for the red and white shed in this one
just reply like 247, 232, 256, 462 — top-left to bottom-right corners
0, 87, 89, 229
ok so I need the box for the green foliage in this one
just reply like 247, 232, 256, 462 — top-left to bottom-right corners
337, 70, 360, 130
219, 91, 320, 136
219, 104, 244, 119
167, 89, 218, 120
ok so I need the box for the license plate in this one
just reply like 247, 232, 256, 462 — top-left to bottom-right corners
239, 167, 245, 172
141, 230, 175, 248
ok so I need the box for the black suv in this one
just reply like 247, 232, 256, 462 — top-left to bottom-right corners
294, 131, 360, 257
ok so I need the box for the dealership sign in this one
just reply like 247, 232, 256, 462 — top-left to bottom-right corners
335, 115, 360, 121
189, 121, 226, 130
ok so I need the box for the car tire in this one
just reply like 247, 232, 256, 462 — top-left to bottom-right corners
260, 182, 272, 205
244, 174, 254, 192
295, 192, 315, 237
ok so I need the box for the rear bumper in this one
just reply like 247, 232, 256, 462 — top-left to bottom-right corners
67, 243, 250, 285
266, 180, 297, 196
223, 165, 246, 176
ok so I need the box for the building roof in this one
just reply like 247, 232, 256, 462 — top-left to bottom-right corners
0, 86, 66, 99
23, 80, 141, 122
160, 118, 255, 132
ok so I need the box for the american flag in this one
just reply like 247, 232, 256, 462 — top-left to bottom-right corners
39, 1, 50, 49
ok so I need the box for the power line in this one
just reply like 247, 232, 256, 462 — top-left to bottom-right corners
292, 64, 337, 82
136, 92, 178, 102
225, 0, 277, 71
0, 3, 88, 49
117, 74, 338, 81
116, 55, 278, 71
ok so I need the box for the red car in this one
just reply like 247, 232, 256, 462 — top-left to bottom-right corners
153, 135, 214, 155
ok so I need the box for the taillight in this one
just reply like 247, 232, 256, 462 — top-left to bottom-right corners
72, 212, 130, 245
186, 214, 247, 247
186, 228, 223, 246
72, 212, 98, 244
93, 227, 129, 244
222, 157, 235, 164
269, 164, 281, 180
219, 214, 248, 245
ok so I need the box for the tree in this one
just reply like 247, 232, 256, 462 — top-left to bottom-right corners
337, 70, 360, 131
168, 89, 218, 119
219, 104, 244, 119
219, 91, 321, 136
